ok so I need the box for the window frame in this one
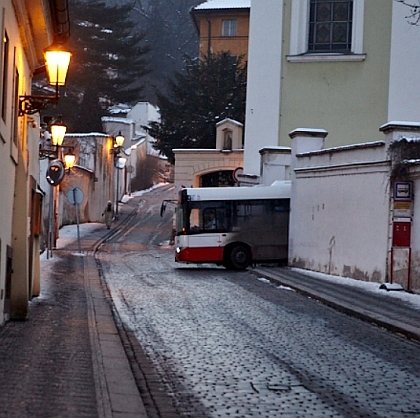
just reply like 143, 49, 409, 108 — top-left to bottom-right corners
308, 0, 353, 53
288, 0, 365, 63
222, 19, 237, 37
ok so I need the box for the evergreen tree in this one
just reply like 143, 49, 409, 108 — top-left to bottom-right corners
43, 0, 150, 132
131, 0, 201, 101
145, 53, 247, 164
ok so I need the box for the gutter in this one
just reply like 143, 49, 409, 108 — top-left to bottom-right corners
50, 0, 70, 42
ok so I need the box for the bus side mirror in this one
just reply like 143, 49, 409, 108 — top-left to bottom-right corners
160, 202, 166, 217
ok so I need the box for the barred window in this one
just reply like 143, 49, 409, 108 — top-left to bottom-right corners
308, 0, 353, 52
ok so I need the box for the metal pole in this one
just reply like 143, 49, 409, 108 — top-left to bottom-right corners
129, 153, 132, 196
116, 165, 120, 218
74, 189, 82, 254
47, 184, 54, 259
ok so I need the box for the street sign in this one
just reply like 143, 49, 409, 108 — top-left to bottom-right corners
232, 167, 243, 183
46, 159, 65, 186
394, 181, 413, 200
67, 187, 83, 253
67, 187, 84, 205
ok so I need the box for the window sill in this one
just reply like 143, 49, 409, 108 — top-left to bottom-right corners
286, 53, 366, 63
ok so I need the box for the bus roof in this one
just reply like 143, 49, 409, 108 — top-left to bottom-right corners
181, 182, 291, 201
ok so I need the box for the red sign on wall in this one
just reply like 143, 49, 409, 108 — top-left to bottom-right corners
392, 221, 411, 247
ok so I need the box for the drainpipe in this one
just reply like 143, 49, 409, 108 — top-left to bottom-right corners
206, 14, 211, 57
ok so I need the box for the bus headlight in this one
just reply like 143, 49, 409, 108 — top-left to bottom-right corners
176, 247, 181, 254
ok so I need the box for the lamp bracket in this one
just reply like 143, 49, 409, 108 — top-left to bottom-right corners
19, 94, 58, 116
39, 147, 58, 160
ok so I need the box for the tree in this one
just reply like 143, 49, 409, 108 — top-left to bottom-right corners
145, 53, 247, 164
131, 0, 202, 101
40, 0, 150, 132
396, 0, 420, 24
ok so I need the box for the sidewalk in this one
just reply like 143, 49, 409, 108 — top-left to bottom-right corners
252, 264, 420, 343
0, 196, 147, 418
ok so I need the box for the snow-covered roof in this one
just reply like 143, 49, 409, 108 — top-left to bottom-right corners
101, 116, 135, 125
216, 118, 243, 127
194, 0, 250, 10
65, 132, 109, 138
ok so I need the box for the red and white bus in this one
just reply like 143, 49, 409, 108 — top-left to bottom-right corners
174, 182, 291, 269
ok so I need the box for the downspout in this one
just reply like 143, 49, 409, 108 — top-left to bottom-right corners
206, 14, 211, 57
50, 0, 71, 42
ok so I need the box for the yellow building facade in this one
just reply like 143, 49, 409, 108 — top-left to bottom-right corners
0, 0, 70, 323
191, 1, 250, 59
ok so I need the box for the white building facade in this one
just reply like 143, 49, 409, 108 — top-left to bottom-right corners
244, 0, 420, 177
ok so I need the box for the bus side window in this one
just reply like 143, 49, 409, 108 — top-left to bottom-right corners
203, 207, 228, 231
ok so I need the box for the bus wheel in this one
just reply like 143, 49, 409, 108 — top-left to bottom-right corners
229, 245, 251, 270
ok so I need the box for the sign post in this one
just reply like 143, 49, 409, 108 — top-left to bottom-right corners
67, 187, 84, 253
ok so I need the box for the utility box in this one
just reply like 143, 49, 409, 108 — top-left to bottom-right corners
392, 221, 411, 247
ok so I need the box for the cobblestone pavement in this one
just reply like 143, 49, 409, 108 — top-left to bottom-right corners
0, 191, 150, 418
98, 247, 420, 418
0, 252, 98, 418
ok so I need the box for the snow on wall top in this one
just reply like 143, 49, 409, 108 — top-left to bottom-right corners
194, 0, 250, 10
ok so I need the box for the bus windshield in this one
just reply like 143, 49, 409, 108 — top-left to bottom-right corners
177, 201, 230, 234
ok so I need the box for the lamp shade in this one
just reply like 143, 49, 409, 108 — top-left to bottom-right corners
50, 121, 67, 146
44, 43, 72, 86
115, 131, 125, 147
64, 151, 76, 170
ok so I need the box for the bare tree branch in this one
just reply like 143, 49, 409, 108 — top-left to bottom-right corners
396, 0, 420, 25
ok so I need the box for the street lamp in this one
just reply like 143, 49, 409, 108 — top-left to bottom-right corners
50, 118, 67, 147
19, 42, 72, 116
115, 131, 125, 148
112, 132, 126, 218
42, 117, 76, 258
63, 149, 76, 171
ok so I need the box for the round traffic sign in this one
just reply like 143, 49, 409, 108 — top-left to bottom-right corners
232, 167, 243, 183
67, 187, 84, 205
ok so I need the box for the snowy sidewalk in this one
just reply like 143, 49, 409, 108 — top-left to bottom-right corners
38, 198, 148, 418
252, 265, 420, 342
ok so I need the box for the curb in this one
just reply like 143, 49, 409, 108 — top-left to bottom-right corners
84, 244, 148, 417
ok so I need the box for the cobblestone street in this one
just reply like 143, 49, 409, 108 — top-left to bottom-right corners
98, 246, 420, 418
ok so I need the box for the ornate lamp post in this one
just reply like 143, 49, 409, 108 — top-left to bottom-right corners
42, 118, 78, 257
112, 132, 127, 218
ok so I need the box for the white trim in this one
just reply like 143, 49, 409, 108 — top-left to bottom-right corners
352, 0, 365, 54
289, 0, 309, 56
289, 0, 365, 61
287, 53, 366, 63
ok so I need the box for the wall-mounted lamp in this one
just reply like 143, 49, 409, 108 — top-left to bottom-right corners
115, 131, 125, 148
110, 131, 125, 161
111, 132, 126, 218
40, 117, 77, 181
50, 118, 67, 146
63, 149, 76, 171
19, 42, 72, 116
